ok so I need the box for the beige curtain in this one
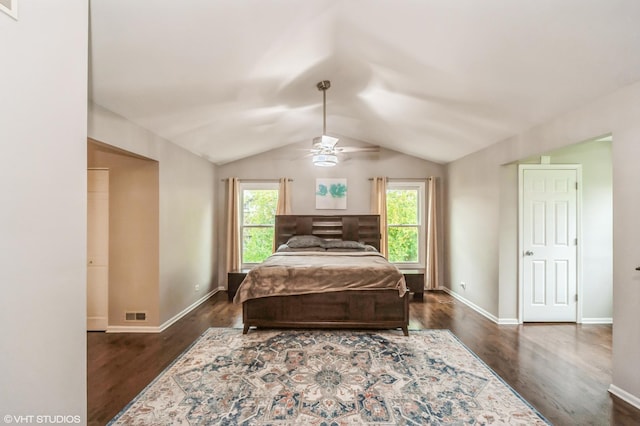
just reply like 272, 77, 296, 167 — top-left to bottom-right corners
370, 177, 388, 258
276, 178, 292, 215
426, 176, 439, 289
226, 177, 240, 273
274, 178, 292, 251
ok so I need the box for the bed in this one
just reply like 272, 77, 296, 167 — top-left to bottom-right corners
234, 215, 409, 335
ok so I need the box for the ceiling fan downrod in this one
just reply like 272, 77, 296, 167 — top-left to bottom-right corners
317, 80, 331, 135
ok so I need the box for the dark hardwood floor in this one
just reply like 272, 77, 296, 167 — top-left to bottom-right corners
87, 291, 640, 425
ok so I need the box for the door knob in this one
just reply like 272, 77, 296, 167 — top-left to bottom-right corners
524, 250, 534, 256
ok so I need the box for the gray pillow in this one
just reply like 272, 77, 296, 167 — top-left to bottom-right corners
277, 244, 326, 252
286, 235, 324, 248
321, 239, 366, 250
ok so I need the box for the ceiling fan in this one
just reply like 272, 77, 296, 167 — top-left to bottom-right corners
309, 80, 378, 167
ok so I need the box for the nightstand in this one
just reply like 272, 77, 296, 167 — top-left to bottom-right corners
227, 269, 251, 301
399, 269, 425, 301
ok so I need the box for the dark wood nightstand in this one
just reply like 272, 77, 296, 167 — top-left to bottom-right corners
399, 269, 425, 301
227, 269, 251, 302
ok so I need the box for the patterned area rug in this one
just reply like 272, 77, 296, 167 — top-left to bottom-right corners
109, 328, 550, 425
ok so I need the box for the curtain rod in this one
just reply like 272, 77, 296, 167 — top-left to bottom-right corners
368, 177, 432, 181
220, 178, 294, 182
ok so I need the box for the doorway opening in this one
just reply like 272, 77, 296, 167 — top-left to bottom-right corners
87, 139, 160, 331
516, 136, 613, 324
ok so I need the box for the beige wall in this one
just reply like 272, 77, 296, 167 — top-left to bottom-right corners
0, 0, 88, 419
88, 104, 217, 326
216, 138, 446, 287
446, 80, 640, 404
158, 138, 217, 323
88, 142, 161, 327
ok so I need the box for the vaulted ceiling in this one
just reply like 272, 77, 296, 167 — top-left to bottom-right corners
89, 0, 640, 165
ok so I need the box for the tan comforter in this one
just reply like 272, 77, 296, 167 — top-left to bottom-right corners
233, 251, 407, 304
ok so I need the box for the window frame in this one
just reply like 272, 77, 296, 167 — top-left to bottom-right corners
239, 181, 279, 269
386, 180, 426, 268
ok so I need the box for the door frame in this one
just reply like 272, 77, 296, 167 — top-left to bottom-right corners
518, 164, 583, 323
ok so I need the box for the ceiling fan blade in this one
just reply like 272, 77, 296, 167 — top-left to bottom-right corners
335, 146, 380, 153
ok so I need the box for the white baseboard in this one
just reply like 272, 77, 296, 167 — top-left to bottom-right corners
107, 325, 162, 333
497, 318, 519, 325
106, 289, 218, 333
609, 384, 640, 410
440, 287, 500, 324
581, 317, 613, 324
439, 288, 613, 326
159, 289, 218, 332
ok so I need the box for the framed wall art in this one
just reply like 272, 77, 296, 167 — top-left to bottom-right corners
315, 178, 347, 209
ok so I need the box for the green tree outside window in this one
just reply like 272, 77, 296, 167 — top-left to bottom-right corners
387, 188, 419, 263
241, 189, 278, 264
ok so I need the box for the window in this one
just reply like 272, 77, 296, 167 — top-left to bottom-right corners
240, 182, 279, 268
386, 181, 425, 267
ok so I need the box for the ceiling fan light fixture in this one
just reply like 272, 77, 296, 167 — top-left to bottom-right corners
312, 153, 338, 167
313, 135, 339, 150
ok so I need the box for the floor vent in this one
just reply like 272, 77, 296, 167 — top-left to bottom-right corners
125, 312, 147, 322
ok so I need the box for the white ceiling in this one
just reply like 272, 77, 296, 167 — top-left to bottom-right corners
89, 0, 640, 165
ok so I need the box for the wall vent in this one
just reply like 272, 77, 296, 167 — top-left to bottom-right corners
125, 312, 147, 322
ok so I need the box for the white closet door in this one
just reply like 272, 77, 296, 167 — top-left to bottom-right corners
522, 168, 578, 322
87, 169, 109, 331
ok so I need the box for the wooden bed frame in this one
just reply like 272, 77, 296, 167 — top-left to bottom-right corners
242, 215, 409, 335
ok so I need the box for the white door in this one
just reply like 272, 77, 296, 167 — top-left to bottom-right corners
521, 167, 578, 322
87, 169, 109, 331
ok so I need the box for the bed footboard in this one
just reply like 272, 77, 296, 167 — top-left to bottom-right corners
242, 290, 409, 336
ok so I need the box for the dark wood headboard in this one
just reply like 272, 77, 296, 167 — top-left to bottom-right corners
275, 215, 381, 251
